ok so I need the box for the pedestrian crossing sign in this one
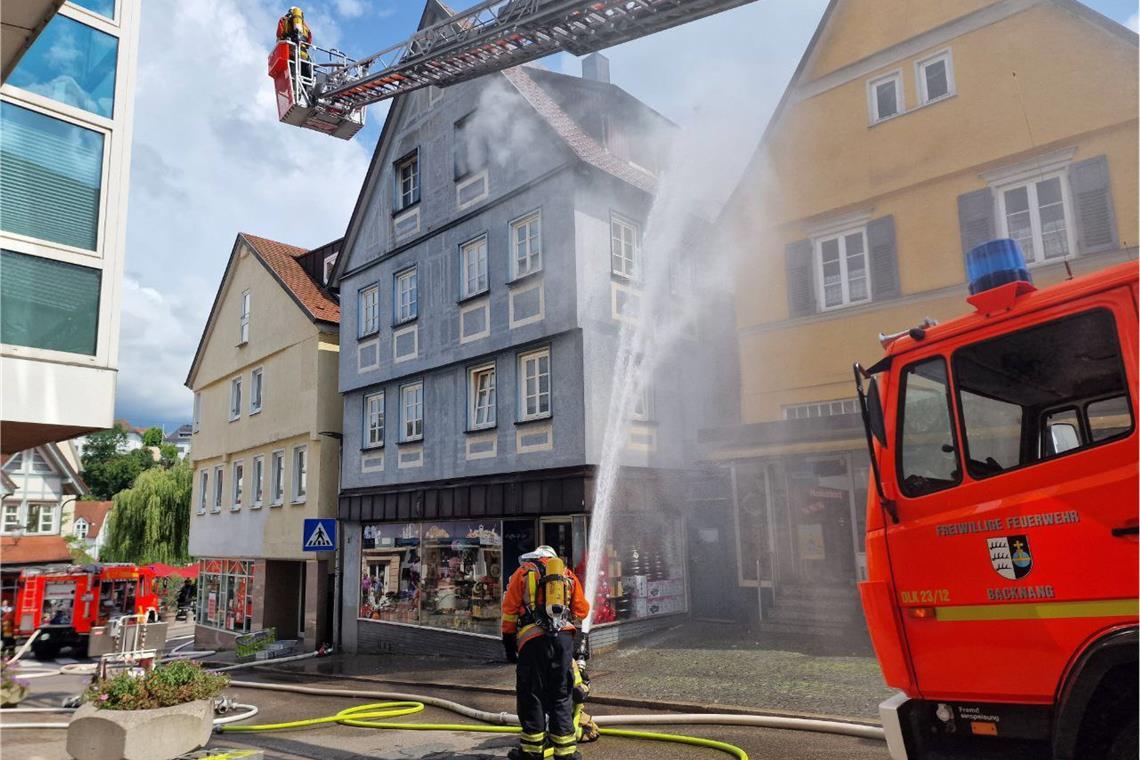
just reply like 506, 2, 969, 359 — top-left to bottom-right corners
302, 519, 336, 551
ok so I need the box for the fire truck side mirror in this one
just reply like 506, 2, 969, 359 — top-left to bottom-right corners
866, 378, 887, 447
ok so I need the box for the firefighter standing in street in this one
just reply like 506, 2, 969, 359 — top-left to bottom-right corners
502, 546, 590, 760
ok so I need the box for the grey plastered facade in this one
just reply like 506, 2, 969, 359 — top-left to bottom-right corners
333, 47, 734, 655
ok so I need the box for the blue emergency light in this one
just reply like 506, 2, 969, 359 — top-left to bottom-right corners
966, 238, 1033, 295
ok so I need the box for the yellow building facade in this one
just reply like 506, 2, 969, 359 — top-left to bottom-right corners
186, 234, 342, 650
714, 0, 1137, 631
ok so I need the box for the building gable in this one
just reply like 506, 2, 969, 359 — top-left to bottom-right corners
186, 237, 323, 391
801, 0, 1000, 82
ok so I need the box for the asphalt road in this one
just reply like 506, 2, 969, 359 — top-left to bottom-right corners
2, 643, 891, 760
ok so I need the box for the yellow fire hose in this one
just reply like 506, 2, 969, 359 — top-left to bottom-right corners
219, 700, 749, 759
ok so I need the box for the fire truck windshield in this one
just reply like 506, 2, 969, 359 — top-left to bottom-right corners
896, 308, 1135, 495
953, 308, 1133, 478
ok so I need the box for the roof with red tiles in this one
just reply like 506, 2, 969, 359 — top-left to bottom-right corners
0, 536, 71, 566
240, 233, 341, 325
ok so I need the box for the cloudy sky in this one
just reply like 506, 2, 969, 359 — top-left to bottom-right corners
117, 0, 1138, 430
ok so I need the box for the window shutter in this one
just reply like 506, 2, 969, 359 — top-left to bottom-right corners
1069, 154, 1118, 255
956, 187, 994, 262
785, 239, 815, 317
868, 215, 900, 300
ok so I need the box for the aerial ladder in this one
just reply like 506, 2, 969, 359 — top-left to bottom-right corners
268, 0, 758, 139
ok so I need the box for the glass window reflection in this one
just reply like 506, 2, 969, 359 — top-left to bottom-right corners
9, 14, 118, 118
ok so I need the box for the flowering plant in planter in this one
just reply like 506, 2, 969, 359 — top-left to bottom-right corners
84, 660, 228, 710
70, 661, 230, 760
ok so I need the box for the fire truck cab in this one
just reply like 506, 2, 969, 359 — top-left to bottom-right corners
855, 241, 1138, 760
16, 564, 162, 660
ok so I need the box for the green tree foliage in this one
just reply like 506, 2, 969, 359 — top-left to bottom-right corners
141, 427, 165, 447
101, 462, 192, 565
81, 426, 156, 499
65, 535, 96, 565
158, 443, 181, 469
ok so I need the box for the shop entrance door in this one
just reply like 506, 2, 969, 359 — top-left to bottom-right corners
502, 519, 537, 584
785, 457, 856, 587
541, 519, 574, 565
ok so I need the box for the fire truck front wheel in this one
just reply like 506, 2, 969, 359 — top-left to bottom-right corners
32, 640, 61, 661
1108, 718, 1138, 760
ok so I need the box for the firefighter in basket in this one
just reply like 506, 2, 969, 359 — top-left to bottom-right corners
502, 546, 597, 759
276, 6, 313, 81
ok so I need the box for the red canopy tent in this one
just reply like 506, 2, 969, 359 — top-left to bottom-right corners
147, 562, 198, 579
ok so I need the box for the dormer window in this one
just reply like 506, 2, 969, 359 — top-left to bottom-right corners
74, 517, 89, 540
323, 253, 338, 284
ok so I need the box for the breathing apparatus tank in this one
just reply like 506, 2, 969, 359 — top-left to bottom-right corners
543, 557, 569, 628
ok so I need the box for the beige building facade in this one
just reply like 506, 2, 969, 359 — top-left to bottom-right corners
711, 0, 1138, 633
186, 234, 342, 651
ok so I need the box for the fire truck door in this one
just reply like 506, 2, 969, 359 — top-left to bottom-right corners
888, 301, 1139, 703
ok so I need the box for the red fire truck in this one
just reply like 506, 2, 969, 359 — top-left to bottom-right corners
15, 563, 163, 660
855, 241, 1137, 760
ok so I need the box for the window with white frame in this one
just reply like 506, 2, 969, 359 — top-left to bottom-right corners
74, 518, 89, 540
916, 51, 954, 105
364, 392, 385, 448
193, 392, 201, 432
610, 214, 640, 279
213, 466, 224, 509
229, 377, 242, 420
395, 151, 420, 211
395, 268, 417, 323
271, 451, 284, 505
29, 450, 52, 473
460, 236, 488, 298
816, 227, 871, 309
199, 470, 208, 512
239, 290, 250, 344
469, 364, 496, 430
252, 456, 264, 506
783, 398, 860, 420
511, 212, 542, 278
250, 368, 263, 414
323, 253, 338, 284
292, 446, 307, 501
2, 453, 21, 471
519, 349, 551, 421
23, 503, 56, 534
232, 461, 244, 509
401, 382, 424, 442
997, 174, 1074, 263
868, 71, 903, 123
359, 284, 379, 337
2, 503, 19, 533
632, 383, 652, 421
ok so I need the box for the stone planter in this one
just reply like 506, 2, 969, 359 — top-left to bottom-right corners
67, 698, 213, 760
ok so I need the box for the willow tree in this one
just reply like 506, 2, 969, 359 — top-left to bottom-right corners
102, 461, 192, 564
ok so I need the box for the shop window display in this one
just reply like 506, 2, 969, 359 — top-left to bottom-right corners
589, 513, 686, 624
359, 521, 503, 635
359, 523, 422, 623
197, 559, 254, 633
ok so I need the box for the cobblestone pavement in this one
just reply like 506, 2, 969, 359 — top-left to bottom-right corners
252, 622, 892, 720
